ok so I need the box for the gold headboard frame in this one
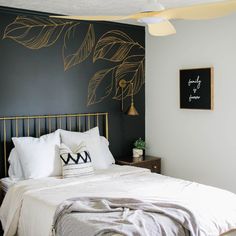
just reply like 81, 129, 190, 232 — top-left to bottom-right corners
0, 112, 109, 177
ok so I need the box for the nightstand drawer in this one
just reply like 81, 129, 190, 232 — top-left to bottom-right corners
133, 160, 161, 173
117, 156, 161, 174
150, 161, 161, 173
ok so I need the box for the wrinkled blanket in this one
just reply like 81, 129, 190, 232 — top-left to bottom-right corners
52, 197, 197, 236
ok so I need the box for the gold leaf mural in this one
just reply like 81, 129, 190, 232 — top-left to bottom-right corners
87, 66, 117, 106
3, 16, 72, 49
3, 16, 145, 106
93, 30, 143, 63
63, 24, 95, 71
113, 55, 145, 100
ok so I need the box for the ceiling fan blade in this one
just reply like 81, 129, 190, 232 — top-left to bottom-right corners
50, 15, 130, 21
157, 0, 236, 20
147, 20, 176, 36
50, 12, 166, 22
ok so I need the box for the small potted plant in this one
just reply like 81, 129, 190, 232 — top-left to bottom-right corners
133, 138, 146, 162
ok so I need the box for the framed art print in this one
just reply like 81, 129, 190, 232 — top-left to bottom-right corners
179, 67, 214, 110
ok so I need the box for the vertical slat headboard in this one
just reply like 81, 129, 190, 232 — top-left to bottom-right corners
0, 112, 109, 177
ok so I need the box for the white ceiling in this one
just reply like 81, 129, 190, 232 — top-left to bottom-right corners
0, 0, 224, 16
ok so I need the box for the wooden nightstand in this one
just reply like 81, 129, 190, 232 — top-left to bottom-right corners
116, 156, 161, 174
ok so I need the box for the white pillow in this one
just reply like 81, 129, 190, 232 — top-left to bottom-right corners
12, 130, 61, 179
59, 127, 110, 169
100, 136, 115, 165
59, 143, 94, 178
8, 148, 24, 180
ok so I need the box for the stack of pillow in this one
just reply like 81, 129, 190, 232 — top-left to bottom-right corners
8, 127, 115, 180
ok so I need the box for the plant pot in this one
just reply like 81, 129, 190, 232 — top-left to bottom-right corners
132, 148, 143, 162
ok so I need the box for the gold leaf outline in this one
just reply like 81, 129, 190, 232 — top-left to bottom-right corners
3, 16, 73, 49
87, 66, 118, 106
63, 24, 95, 71
93, 30, 144, 63
113, 54, 145, 101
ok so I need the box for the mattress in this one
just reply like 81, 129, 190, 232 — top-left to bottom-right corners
1, 165, 150, 236
1, 165, 236, 236
0, 164, 140, 193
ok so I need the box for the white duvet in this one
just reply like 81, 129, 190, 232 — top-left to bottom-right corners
1, 165, 236, 236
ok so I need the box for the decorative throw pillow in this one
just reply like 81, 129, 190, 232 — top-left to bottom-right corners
59, 127, 111, 169
59, 142, 94, 178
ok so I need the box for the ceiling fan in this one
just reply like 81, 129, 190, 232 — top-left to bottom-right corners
51, 0, 236, 36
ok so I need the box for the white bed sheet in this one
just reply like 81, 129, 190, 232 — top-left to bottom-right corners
0, 164, 140, 193
1, 164, 236, 236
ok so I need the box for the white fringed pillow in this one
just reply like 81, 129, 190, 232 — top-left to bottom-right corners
8, 148, 24, 180
59, 142, 94, 178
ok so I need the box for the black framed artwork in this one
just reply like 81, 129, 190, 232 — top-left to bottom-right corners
179, 67, 214, 110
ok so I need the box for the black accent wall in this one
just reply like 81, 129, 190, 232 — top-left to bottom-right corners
0, 7, 145, 172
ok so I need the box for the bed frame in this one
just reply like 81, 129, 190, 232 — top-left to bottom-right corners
0, 112, 109, 177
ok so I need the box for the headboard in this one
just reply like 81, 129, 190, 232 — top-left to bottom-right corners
0, 112, 109, 177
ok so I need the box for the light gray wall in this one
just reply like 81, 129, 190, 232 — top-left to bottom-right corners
146, 13, 236, 193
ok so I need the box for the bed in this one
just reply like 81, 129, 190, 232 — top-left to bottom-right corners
0, 112, 236, 236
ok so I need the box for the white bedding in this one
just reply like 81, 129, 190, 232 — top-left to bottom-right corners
1, 165, 149, 236
0, 178, 19, 193
1, 165, 236, 236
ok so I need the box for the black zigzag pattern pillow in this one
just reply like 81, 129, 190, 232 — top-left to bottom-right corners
59, 143, 94, 178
